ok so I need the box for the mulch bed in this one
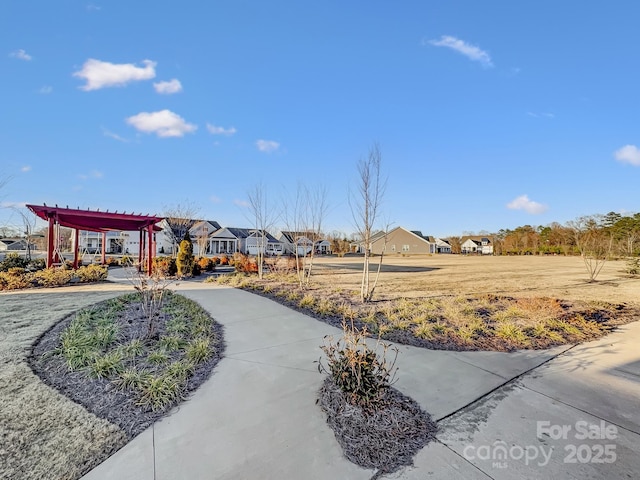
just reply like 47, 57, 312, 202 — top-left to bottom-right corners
28, 296, 225, 439
318, 377, 437, 475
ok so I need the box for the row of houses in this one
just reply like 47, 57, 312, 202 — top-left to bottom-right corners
75, 220, 336, 257
10, 221, 493, 258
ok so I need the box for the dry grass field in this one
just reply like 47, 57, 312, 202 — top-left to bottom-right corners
223, 254, 640, 352
310, 254, 638, 304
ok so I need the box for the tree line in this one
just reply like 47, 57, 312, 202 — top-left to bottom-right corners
446, 212, 640, 258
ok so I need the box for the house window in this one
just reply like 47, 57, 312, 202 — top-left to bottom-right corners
402, 245, 410, 252
391, 244, 396, 252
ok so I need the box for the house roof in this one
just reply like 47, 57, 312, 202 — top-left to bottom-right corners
279, 231, 316, 243
461, 236, 492, 244
213, 227, 280, 243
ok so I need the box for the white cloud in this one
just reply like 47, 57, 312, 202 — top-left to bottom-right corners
73, 58, 156, 91
126, 109, 197, 138
102, 128, 129, 143
614, 145, 640, 166
38, 86, 53, 94
21, 165, 31, 172
207, 123, 237, 136
210, 195, 222, 204
78, 170, 103, 180
153, 78, 182, 94
87, 4, 101, 11
507, 195, 548, 215
234, 199, 249, 208
427, 35, 493, 68
256, 139, 280, 153
9, 49, 32, 61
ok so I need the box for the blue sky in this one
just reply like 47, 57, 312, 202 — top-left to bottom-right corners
1, 1, 639, 238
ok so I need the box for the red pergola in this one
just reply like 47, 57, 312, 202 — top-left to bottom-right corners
27, 204, 163, 274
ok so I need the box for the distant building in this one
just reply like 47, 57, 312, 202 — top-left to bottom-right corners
461, 236, 494, 255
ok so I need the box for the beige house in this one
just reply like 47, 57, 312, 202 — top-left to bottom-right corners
369, 227, 436, 255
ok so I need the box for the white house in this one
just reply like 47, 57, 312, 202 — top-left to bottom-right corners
210, 228, 284, 256
76, 218, 222, 256
278, 231, 314, 256
461, 237, 493, 255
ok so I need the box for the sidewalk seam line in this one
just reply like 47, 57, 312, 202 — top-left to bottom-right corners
436, 344, 576, 423
521, 384, 640, 436
435, 439, 496, 480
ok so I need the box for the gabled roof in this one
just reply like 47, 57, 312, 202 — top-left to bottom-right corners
279, 231, 315, 243
461, 235, 492, 245
212, 227, 280, 243
247, 230, 280, 243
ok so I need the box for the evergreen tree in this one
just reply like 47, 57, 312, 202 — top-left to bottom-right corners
176, 231, 195, 277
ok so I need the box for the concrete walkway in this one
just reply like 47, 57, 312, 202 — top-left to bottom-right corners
82, 282, 640, 479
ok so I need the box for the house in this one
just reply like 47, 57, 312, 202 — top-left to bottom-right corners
76, 218, 222, 256
461, 236, 494, 255
314, 239, 332, 255
157, 219, 221, 255
368, 227, 436, 255
278, 231, 314, 256
431, 237, 452, 254
210, 228, 284, 256
0, 238, 34, 251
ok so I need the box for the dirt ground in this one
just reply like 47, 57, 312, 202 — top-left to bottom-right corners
309, 254, 639, 305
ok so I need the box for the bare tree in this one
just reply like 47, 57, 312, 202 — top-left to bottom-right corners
568, 215, 613, 282
162, 202, 200, 256
282, 184, 329, 287
350, 143, 386, 303
247, 183, 276, 279
11, 207, 39, 260
193, 221, 211, 257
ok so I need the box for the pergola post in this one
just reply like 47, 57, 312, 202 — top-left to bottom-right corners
138, 229, 144, 272
73, 229, 79, 269
101, 232, 107, 265
47, 216, 55, 268
147, 225, 154, 275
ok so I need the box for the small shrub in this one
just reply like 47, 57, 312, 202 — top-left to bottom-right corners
31, 267, 74, 287
76, 264, 108, 283
27, 258, 46, 271
192, 262, 202, 276
153, 256, 177, 277
219, 256, 230, 266
0, 253, 29, 272
318, 322, 398, 410
120, 255, 133, 266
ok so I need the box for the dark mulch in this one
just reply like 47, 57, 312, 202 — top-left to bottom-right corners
28, 295, 225, 439
318, 377, 437, 476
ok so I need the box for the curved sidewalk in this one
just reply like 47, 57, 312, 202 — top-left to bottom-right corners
82, 283, 640, 479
